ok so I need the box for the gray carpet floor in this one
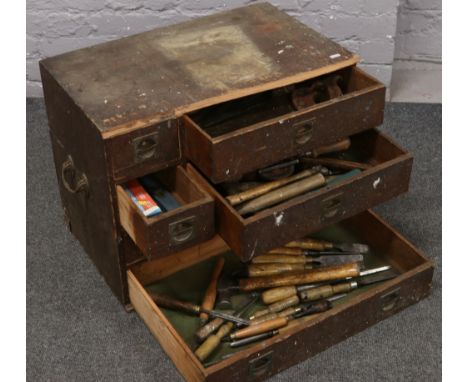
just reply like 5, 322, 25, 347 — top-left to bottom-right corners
27, 98, 441, 382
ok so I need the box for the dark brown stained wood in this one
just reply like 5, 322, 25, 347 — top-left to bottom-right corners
106, 119, 182, 182
117, 166, 215, 260
128, 210, 434, 382
186, 129, 413, 262
39, 3, 357, 138
41, 66, 128, 304
183, 66, 385, 183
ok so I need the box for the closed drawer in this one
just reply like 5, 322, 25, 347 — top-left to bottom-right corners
107, 120, 182, 182
128, 210, 434, 382
116, 165, 215, 260
183, 66, 385, 184
187, 129, 412, 261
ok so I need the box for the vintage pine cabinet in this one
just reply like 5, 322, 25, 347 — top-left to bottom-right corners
40, 3, 434, 381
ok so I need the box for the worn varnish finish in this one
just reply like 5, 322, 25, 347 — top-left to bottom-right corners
39, 3, 357, 137
183, 67, 385, 183
128, 210, 434, 382
187, 129, 413, 261
41, 67, 128, 303
117, 166, 215, 260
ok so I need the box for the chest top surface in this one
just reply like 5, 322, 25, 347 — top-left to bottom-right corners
41, 3, 357, 137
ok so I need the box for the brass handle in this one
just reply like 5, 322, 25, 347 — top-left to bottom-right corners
61, 155, 89, 196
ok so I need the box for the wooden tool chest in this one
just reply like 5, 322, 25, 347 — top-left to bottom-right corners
40, 3, 434, 381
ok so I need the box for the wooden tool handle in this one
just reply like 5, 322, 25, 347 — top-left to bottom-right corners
239, 263, 360, 291
248, 263, 305, 277
311, 138, 351, 157
250, 306, 300, 325
299, 282, 353, 302
226, 169, 316, 206
251, 254, 307, 264
301, 157, 371, 171
262, 286, 298, 304
230, 317, 288, 340
268, 247, 305, 256
285, 238, 333, 251
237, 173, 326, 215
150, 293, 200, 314
195, 317, 226, 342
251, 295, 300, 319
200, 257, 225, 323
195, 322, 234, 362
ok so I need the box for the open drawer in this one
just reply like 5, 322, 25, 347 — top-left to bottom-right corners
182, 66, 385, 184
187, 128, 413, 262
128, 210, 434, 382
116, 165, 215, 259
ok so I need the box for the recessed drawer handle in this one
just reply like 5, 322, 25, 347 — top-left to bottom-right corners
61, 155, 89, 196
248, 351, 273, 378
320, 192, 343, 220
380, 287, 401, 312
169, 216, 196, 246
294, 121, 314, 145
133, 133, 159, 163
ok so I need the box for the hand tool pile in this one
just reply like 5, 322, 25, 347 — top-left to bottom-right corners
149, 237, 397, 366
220, 137, 370, 217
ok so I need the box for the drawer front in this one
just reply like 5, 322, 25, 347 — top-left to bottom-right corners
183, 67, 385, 183
116, 166, 215, 260
107, 119, 182, 182
186, 129, 413, 261
127, 210, 434, 382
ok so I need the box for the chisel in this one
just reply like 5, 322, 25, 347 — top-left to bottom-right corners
285, 238, 369, 254
149, 293, 250, 326
248, 254, 364, 277
260, 266, 393, 304
230, 295, 346, 341
267, 247, 360, 256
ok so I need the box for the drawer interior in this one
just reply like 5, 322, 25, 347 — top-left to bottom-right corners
116, 165, 214, 258
128, 210, 432, 377
186, 66, 381, 139
207, 128, 408, 221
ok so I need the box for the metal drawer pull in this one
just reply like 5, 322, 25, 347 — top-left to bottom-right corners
248, 351, 273, 378
320, 192, 343, 220
133, 132, 159, 163
380, 288, 401, 312
169, 216, 196, 245
61, 155, 89, 196
294, 121, 314, 145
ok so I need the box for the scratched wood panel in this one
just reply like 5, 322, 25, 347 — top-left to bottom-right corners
39, 3, 357, 137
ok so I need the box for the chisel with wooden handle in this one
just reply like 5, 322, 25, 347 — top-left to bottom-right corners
249, 293, 346, 324
149, 293, 249, 326
248, 254, 363, 277
195, 293, 259, 343
200, 257, 225, 323
239, 262, 361, 292
236, 173, 326, 215
267, 247, 359, 256
310, 138, 351, 157
230, 295, 345, 341
261, 266, 393, 304
226, 169, 316, 206
285, 238, 369, 254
